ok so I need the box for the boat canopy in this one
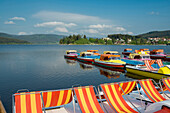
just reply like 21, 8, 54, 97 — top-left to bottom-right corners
151, 49, 164, 53
100, 54, 120, 61
140, 48, 149, 51
66, 50, 77, 54
103, 51, 118, 54
124, 48, 132, 51
80, 52, 93, 57
87, 50, 98, 52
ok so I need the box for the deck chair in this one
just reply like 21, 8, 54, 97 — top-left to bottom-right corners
138, 79, 167, 103
100, 82, 141, 113
42, 88, 73, 109
156, 59, 164, 68
149, 60, 155, 66
119, 81, 137, 95
73, 86, 105, 113
161, 77, 170, 92
12, 91, 45, 113
144, 60, 157, 71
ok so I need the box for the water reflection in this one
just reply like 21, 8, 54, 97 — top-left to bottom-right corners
65, 58, 77, 65
96, 66, 125, 79
78, 62, 94, 70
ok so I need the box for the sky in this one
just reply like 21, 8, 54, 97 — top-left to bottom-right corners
0, 0, 170, 37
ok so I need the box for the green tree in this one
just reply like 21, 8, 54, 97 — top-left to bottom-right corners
106, 40, 113, 45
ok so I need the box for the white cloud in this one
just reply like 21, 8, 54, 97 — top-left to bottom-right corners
54, 27, 68, 33
10, 17, 26, 21
34, 21, 77, 27
18, 32, 27, 35
82, 29, 99, 34
89, 24, 112, 29
33, 11, 110, 24
150, 11, 159, 15
115, 27, 126, 31
4, 21, 15, 24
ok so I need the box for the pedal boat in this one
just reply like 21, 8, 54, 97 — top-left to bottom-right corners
126, 64, 170, 79
76, 52, 100, 63
122, 48, 133, 57
103, 51, 119, 55
64, 50, 78, 59
150, 49, 166, 60
94, 54, 126, 69
135, 48, 150, 54
122, 53, 151, 65
87, 50, 100, 56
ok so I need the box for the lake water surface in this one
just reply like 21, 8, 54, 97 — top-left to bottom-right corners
0, 45, 169, 113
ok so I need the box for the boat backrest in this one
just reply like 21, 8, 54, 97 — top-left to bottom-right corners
42, 89, 72, 109
74, 86, 104, 113
100, 83, 138, 113
139, 79, 166, 103
13, 92, 43, 113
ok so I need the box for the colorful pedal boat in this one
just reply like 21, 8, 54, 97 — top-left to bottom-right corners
122, 53, 151, 65
76, 52, 100, 63
122, 48, 133, 57
126, 65, 170, 79
150, 49, 166, 60
103, 51, 119, 55
94, 54, 126, 69
135, 48, 150, 54
64, 50, 78, 59
87, 50, 100, 56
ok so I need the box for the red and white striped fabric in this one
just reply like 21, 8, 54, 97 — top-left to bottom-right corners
156, 59, 164, 68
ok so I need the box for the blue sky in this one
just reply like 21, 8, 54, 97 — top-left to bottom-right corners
0, 0, 170, 37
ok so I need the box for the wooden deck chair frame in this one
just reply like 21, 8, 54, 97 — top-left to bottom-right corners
73, 85, 105, 113
12, 89, 45, 113
159, 77, 170, 98
138, 79, 167, 103
99, 82, 141, 113
41, 88, 73, 110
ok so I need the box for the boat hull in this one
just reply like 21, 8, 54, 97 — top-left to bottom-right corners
94, 60, 125, 69
64, 54, 77, 59
126, 66, 170, 79
150, 55, 166, 60
76, 57, 94, 64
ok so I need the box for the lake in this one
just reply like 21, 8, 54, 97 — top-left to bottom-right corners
0, 45, 169, 113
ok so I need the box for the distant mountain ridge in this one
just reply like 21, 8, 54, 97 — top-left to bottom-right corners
0, 32, 64, 44
0, 37, 30, 44
138, 30, 170, 38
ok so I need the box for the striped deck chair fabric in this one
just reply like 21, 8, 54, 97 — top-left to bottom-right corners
74, 86, 104, 113
14, 92, 43, 113
149, 60, 155, 66
139, 79, 166, 103
119, 81, 136, 95
156, 59, 164, 68
144, 60, 154, 71
42, 89, 72, 109
100, 83, 138, 113
162, 78, 170, 92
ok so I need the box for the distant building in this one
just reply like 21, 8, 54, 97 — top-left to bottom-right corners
102, 37, 112, 41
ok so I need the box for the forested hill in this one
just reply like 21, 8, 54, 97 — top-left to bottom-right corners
138, 30, 170, 38
0, 32, 64, 44
0, 37, 30, 44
